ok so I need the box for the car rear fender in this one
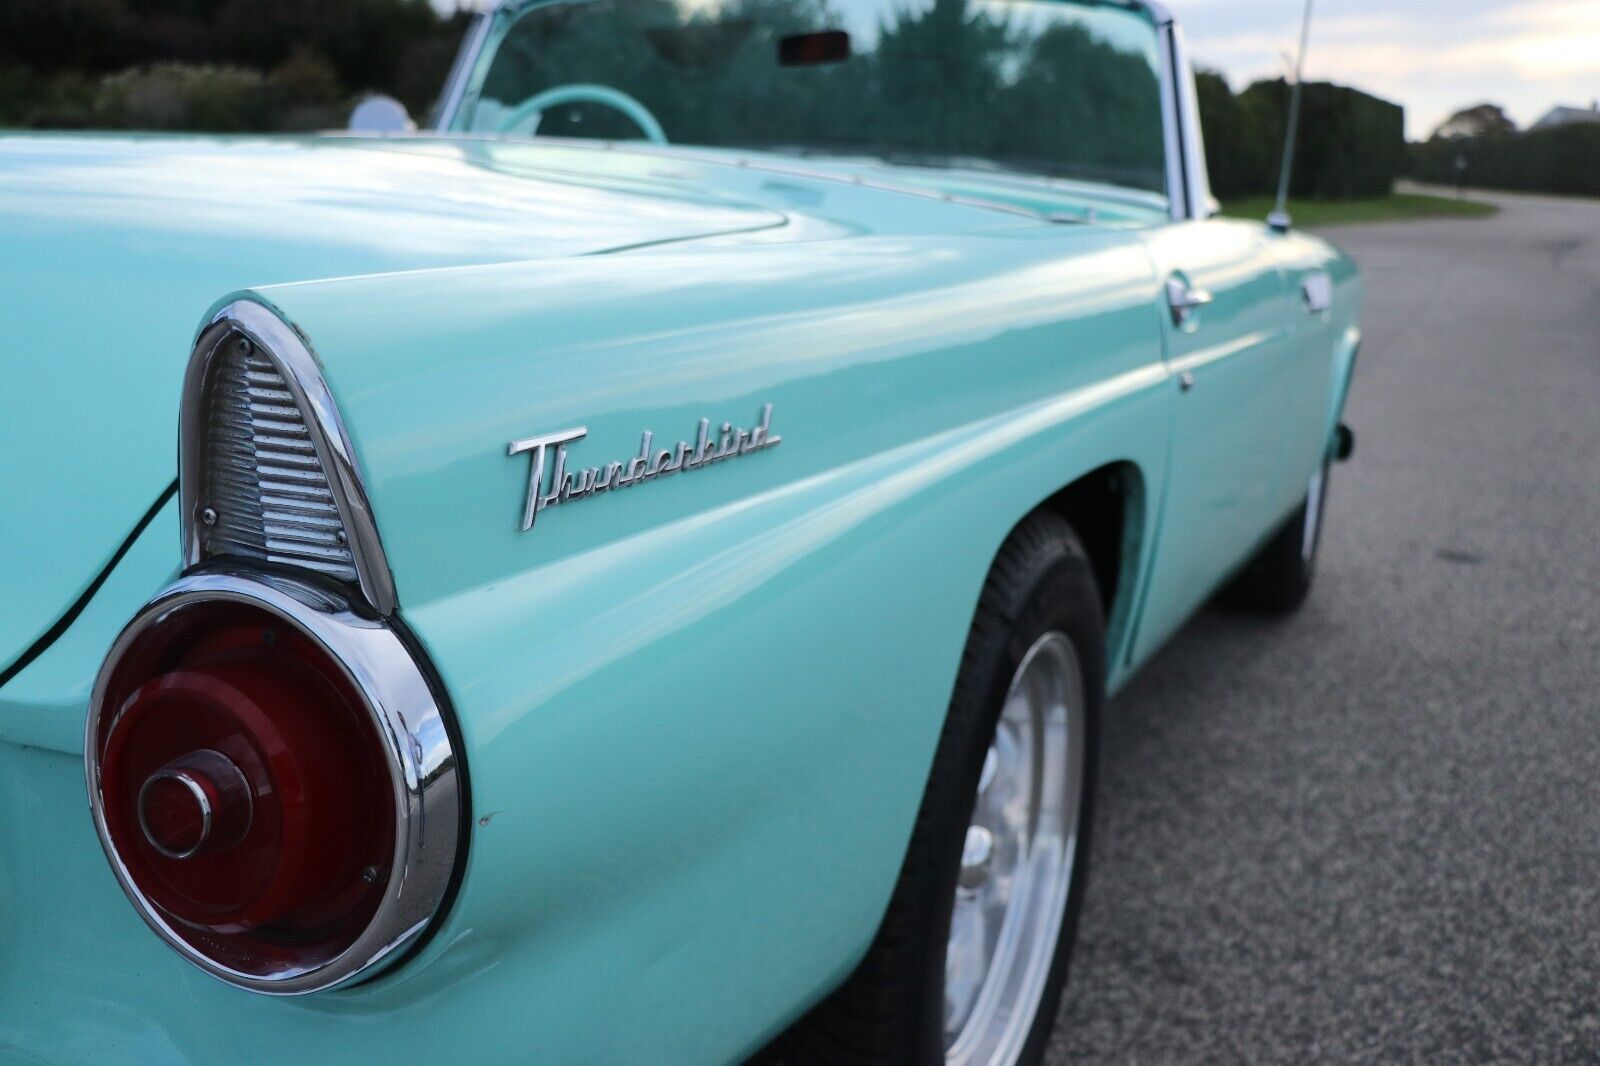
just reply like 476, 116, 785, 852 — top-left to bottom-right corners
92, 228, 1173, 1060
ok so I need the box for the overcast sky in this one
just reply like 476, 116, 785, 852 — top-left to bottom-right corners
1177, 0, 1600, 139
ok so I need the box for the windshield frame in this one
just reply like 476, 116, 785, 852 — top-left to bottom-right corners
431, 0, 1212, 221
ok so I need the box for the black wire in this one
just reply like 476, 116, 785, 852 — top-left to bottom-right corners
0, 480, 178, 691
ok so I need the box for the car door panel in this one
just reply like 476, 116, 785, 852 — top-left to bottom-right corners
1267, 232, 1361, 501
1132, 218, 1298, 663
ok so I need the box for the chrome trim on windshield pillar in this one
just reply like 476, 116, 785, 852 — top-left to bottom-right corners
1130, 0, 1175, 26
1167, 24, 1218, 219
434, 9, 495, 131
1153, 17, 1216, 221
183, 300, 399, 617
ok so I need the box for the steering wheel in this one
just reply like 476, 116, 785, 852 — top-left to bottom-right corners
496, 83, 667, 145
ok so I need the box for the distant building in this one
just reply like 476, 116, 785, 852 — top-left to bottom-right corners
1434, 104, 1516, 140
1533, 103, 1600, 130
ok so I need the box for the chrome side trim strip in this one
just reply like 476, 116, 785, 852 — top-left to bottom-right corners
183, 300, 398, 616
85, 568, 464, 995
1154, 22, 1188, 220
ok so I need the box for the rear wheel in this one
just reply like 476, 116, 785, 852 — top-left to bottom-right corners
1224, 462, 1330, 614
780, 512, 1103, 1066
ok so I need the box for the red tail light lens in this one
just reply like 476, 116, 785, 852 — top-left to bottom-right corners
98, 607, 394, 956
87, 574, 463, 994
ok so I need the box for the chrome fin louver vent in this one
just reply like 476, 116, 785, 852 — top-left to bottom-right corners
182, 301, 397, 615
204, 339, 357, 581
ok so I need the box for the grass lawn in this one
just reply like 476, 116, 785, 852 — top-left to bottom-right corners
1219, 192, 1498, 227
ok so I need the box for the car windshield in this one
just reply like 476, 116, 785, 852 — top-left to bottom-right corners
455, 0, 1169, 196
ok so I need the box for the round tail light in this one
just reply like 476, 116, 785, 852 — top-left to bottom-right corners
87, 572, 464, 994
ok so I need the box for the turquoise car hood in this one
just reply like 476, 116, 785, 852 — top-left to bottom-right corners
0, 132, 792, 676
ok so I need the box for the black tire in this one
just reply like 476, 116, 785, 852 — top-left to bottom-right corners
1224, 462, 1331, 614
777, 512, 1104, 1066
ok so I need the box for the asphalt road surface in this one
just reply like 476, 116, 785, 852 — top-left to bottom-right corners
1051, 190, 1600, 1062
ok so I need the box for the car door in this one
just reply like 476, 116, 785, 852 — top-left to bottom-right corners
1132, 216, 1298, 660
1268, 237, 1345, 504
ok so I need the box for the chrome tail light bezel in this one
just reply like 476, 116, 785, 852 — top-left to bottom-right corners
85, 567, 464, 995
86, 297, 465, 994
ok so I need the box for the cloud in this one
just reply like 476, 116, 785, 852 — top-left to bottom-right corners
1177, 0, 1600, 138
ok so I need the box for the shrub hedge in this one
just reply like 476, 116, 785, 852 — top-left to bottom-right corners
1198, 74, 1406, 201
0, 0, 467, 131
1412, 125, 1600, 198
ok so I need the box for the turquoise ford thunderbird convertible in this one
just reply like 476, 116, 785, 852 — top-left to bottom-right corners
0, 0, 1360, 1062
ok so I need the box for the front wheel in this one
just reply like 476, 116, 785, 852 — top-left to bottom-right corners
780, 512, 1103, 1066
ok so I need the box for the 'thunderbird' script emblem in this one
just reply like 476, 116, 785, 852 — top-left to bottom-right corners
510, 404, 782, 532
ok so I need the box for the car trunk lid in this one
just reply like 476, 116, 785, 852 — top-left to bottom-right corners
0, 132, 788, 676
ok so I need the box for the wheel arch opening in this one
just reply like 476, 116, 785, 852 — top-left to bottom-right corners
1036, 461, 1146, 651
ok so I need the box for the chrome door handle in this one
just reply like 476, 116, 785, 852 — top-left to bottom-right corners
1301, 271, 1333, 314
1166, 278, 1214, 329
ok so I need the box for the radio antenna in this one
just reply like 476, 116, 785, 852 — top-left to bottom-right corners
1268, 0, 1316, 232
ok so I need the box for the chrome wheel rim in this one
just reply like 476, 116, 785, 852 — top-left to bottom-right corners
944, 631, 1086, 1066
1301, 465, 1328, 565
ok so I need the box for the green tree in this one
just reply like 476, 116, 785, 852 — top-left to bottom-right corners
0, 0, 465, 130
1196, 69, 1276, 199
